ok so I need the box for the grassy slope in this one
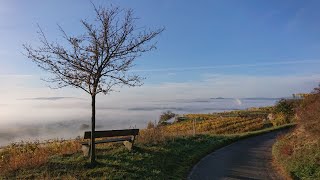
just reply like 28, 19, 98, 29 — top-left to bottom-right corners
3, 124, 294, 179
272, 92, 320, 180
272, 132, 320, 179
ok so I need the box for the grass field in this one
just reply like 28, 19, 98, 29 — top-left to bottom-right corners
1, 125, 293, 179
1, 107, 295, 179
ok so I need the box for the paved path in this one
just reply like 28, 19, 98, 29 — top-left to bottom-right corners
188, 130, 289, 180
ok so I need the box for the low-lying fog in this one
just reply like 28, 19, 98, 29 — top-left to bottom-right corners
1, 73, 317, 147
0, 97, 278, 147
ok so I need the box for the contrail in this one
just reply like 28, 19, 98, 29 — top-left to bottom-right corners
132, 59, 320, 72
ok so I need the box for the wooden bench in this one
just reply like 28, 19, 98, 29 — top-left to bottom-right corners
81, 129, 139, 156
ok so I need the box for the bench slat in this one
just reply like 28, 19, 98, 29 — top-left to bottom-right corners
83, 129, 139, 139
81, 137, 132, 145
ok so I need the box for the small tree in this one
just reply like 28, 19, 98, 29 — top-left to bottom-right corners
158, 111, 175, 125
23, 4, 164, 164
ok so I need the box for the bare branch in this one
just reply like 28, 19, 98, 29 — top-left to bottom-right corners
23, 4, 163, 96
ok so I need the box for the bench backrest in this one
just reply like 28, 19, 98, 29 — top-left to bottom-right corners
83, 129, 139, 139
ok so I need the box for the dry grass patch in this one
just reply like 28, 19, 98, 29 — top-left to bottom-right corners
0, 140, 81, 175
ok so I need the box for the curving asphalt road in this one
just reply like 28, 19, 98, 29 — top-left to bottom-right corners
188, 130, 290, 180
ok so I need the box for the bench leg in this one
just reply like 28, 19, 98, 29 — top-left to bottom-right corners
82, 144, 90, 157
123, 141, 133, 151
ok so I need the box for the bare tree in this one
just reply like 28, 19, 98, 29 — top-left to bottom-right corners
23, 5, 164, 164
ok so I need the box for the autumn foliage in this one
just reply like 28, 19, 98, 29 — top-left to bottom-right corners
273, 86, 320, 179
296, 87, 320, 136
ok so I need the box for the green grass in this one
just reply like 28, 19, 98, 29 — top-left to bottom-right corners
3, 124, 294, 179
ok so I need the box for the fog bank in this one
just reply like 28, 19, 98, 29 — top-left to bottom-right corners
0, 98, 278, 146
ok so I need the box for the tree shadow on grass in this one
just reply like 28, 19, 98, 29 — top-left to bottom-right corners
95, 146, 164, 176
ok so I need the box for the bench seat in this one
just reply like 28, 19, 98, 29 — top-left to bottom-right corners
81, 137, 132, 145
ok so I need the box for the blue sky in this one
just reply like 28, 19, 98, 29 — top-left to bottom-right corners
1, 0, 320, 97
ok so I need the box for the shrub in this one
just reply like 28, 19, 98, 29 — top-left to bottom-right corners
158, 111, 175, 125
296, 86, 320, 136
147, 121, 156, 129
270, 113, 291, 126
175, 116, 187, 122
274, 99, 300, 119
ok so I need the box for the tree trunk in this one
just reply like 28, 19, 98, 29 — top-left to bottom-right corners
90, 94, 96, 164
